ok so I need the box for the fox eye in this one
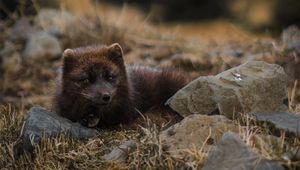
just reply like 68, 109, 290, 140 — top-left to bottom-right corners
78, 75, 90, 84
107, 73, 117, 81
82, 78, 90, 84
108, 75, 114, 80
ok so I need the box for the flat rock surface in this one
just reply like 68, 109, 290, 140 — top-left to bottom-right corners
160, 114, 239, 155
252, 112, 300, 137
20, 106, 99, 151
167, 61, 288, 118
203, 132, 284, 170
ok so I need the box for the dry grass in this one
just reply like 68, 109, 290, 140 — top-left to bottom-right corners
0, 105, 207, 169
1, 103, 299, 169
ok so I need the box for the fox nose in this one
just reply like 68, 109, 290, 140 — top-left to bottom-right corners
102, 93, 111, 103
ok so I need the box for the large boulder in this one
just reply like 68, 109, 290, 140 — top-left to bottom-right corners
167, 61, 288, 118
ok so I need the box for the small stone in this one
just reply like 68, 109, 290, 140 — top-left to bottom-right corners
19, 106, 99, 152
203, 132, 284, 170
104, 140, 136, 163
35, 9, 76, 34
282, 25, 300, 50
23, 31, 62, 60
10, 17, 37, 43
251, 112, 300, 137
46, 25, 63, 39
160, 114, 239, 155
224, 47, 243, 58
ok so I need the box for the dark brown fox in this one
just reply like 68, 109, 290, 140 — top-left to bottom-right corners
54, 43, 191, 129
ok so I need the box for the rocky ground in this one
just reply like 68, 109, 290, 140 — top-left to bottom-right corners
0, 1, 300, 169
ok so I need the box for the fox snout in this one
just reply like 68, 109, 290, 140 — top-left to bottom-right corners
92, 88, 113, 105
98, 91, 112, 104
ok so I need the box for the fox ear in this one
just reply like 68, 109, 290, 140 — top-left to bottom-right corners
107, 43, 124, 64
62, 49, 76, 73
63, 48, 74, 58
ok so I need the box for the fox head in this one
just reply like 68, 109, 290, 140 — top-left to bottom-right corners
61, 43, 127, 107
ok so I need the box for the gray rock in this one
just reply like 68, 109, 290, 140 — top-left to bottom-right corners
35, 9, 76, 35
160, 114, 239, 155
252, 112, 300, 137
224, 47, 243, 58
20, 106, 99, 151
167, 61, 288, 118
203, 132, 284, 170
282, 25, 300, 50
104, 140, 136, 163
10, 17, 37, 43
23, 31, 62, 60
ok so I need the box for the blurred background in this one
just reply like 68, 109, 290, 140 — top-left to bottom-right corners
0, 0, 299, 111
1, 1, 300, 169
110, 0, 300, 32
2, 0, 300, 32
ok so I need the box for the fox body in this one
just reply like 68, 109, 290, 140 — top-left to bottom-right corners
54, 43, 190, 129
